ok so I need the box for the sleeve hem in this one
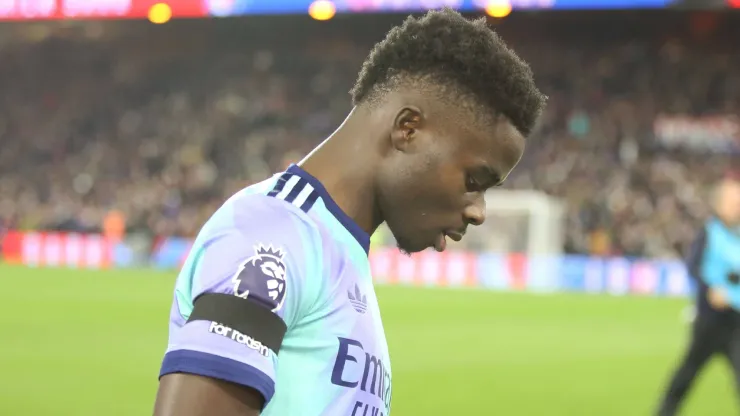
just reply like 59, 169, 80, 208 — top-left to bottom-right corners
159, 349, 275, 405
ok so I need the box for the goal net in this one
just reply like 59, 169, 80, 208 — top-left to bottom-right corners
461, 189, 565, 256
371, 189, 566, 257
369, 189, 566, 290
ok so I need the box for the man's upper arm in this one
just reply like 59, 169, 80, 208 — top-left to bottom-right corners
156, 197, 321, 414
155, 373, 264, 416
686, 227, 707, 285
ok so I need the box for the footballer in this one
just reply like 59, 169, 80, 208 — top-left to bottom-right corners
154, 8, 546, 416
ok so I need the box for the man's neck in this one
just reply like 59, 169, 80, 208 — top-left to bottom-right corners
297, 113, 383, 237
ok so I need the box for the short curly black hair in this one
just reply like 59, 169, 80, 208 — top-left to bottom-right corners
350, 8, 546, 136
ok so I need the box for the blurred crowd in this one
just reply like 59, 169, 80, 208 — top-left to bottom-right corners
0, 12, 737, 258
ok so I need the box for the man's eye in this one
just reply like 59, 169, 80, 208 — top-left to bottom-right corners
465, 175, 478, 192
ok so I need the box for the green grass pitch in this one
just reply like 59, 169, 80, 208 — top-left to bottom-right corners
0, 264, 736, 415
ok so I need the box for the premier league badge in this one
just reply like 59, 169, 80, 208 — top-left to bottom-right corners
231, 244, 287, 312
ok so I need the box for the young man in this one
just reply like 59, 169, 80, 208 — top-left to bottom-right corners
656, 177, 740, 416
154, 8, 546, 416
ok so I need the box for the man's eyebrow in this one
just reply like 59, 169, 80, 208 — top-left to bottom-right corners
479, 164, 503, 187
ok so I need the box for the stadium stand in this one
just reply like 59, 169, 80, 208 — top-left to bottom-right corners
0, 12, 736, 258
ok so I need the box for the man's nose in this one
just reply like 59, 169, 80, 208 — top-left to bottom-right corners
463, 194, 486, 226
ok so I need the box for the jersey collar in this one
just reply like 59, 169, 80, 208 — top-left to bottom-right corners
286, 164, 371, 254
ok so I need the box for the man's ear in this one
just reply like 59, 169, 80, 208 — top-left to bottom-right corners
390, 107, 423, 152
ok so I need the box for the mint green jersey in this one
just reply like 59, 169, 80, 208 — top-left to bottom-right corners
160, 165, 393, 416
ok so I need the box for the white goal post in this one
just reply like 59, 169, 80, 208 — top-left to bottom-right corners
371, 189, 566, 256
474, 189, 565, 256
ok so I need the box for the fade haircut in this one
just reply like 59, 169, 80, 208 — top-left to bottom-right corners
350, 8, 547, 136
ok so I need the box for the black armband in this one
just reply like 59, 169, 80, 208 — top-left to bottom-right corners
187, 293, 287, 353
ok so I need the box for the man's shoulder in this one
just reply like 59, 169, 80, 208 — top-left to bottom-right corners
206, 183, 322, 239
180, 184, 329, 320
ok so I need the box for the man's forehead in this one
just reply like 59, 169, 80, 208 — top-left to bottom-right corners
489, 115, 526, 152
460, 114, 526, 174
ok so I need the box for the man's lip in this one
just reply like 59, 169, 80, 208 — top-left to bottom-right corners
445, 232, 464, 242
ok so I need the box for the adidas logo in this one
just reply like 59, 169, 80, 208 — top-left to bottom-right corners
347, 284, 367, 314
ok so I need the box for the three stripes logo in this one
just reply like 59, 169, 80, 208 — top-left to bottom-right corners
267, 173, 320, 213
348, 284, 368, 314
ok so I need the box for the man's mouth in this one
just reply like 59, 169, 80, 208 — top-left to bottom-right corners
433, 231, 464, 252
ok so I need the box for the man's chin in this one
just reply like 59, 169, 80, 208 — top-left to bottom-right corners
390, 228, 430, 255
395, 241, 427, 256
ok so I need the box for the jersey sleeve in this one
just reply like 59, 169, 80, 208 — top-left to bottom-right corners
159, 196, 322, 406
